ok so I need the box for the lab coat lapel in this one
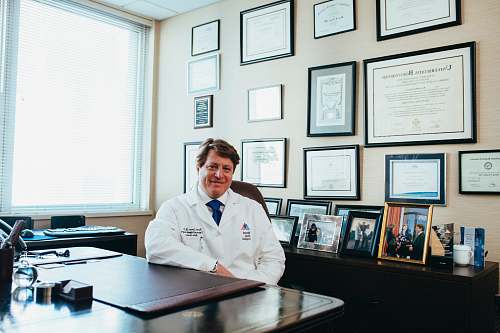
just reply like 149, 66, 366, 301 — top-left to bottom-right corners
187, 187, 219, 230
219, 189, 240, 228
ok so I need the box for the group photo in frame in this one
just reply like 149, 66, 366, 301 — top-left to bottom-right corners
340, 211, 382, 258
364, 42, 476, 147
307, 61, 356, 136
459, 149, 500, 194
183, 142, 201, 193
304, 145, 360, 200
264, 197, 283, 216
270, 215, 298, 247
241, 138, 286, 188
193, 95, 213, 129
286, 199, 332, 237
376, 0, 461, 41
191, 19, 220, 56
187, 53, 220, 95
297, 213, 343, 253
247, 84, 282, 122
314, 0, 356, 39
334, 204, 385, 242
240, 0, 294, 65
385, 153, 446, 205
378, 202, 433, 265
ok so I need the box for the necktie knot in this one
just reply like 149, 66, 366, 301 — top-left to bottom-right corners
206, 200, 223, 225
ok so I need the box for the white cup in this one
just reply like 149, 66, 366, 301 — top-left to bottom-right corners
453, 244, 473, 266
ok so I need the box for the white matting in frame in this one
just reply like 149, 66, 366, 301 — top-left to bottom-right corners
248, 84, 282, 122
241, 138, 286, 187
187, 53, 220, 95
183, 142, 201, 193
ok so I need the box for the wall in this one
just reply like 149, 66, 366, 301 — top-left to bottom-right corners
155, 1, 500, 264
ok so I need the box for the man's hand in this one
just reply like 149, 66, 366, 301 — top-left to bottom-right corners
216, 263, 234, 277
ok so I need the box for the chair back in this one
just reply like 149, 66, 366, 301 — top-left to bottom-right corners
230, 180, 270, 218
0, 216, 33, 230
50, 215, 85, 229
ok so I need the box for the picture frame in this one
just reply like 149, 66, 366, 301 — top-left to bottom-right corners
297, 213, 343, 253
248, 84, 283, 122
334, 204, 385, 243
270, 215, 298, 247
314, 0, 356, 39
385, 153, 446, 205
193, 95, 213, 129
304, 145, 360, 200
286, 199, 331, 237
459, 149, 500, 194
241, 138, 286, 188
364, 42, 476, 147
191, 19, 220, 56
183, 142, 201, 193
240, 0, 294, 65
340, 211, 382, 258
376, 0, 461, 41
264, 197, 283, 216
308, 61, 356, 136
378, 202, 433, 265
187, 53, 220, 95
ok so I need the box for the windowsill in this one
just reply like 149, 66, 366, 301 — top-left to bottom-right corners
1, 210, 154, 220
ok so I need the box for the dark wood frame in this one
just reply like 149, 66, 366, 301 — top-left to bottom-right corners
313, 0, 356, 39
241, 138, 287, 188
270, 215, 298, 247
183, 141, 201, 193
264, 197, 283, 215
340, 211, 382, 258
307, 61, 356, 137
303, 145, 360, 200
240, 0, 294, 65
364, 41, 476, 147
191, 19, 220, 56
193, 95, 213, 129
376, 0, 461, 41
385, 153, 446, 205
459, 149, 500, 195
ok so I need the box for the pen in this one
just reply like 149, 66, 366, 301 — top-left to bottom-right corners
64, 260, 88, 265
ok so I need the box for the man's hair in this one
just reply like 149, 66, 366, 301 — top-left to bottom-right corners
196, 138, 240, 169
416, 223, 424, 231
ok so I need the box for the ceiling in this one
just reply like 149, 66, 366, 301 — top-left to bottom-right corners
96, 0, 224, 20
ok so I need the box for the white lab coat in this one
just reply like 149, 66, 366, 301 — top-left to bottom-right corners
145, 187, 285, 285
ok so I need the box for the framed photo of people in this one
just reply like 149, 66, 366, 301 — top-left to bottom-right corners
304, 145, 359, 200
459, 149, 500, 194
340, 211, 382, 258
191, 20, 220, 56
385, 153, 446, 205
270, 216, 298, 247
240, 0, 294, 65
264, 197, 283, 216
187, 53, 220, 95
376, 0, 461, 41
286, 199, 332, 237
241, 138, 286, 188
314, 0, 356, 39
364, 42, 476, 147
193, 95, 213, 129
183, 142, 201, 193
307, 61, 356, 136
248, 84, 282, 122
334, 204, 384, 243
378, 202, 433, 265
297, 213, 343, 253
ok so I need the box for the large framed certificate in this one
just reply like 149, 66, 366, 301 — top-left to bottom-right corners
304, 145, 359, 200
459, 150, 500, 194
364, 42, 476, 147
385, 153, 446, 205
314, 0, 355, 39
187, 53, 220, 95
183, 142, 201, 193
240, 0, 294, 65
241, 138, 286, 188
376, 0, 461, 41
191, 20, 220, 56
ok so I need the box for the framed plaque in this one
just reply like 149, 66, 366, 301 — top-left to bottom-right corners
191, 20, 220, 56
364, 42, 476, 147
459, 149, 500, 194
193, 95, 213, 129
241, 138, 286, 187
314, 0, 355, 39
183, 142, 201, 193
187, 53, 220, 95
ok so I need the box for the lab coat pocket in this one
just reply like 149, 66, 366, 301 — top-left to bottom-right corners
180, 227, 204, 251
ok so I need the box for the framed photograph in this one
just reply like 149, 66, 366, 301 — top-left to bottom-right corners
187, 53, 220, 95
385, 153, 446, 205
376, 0, 461, 41
193, 95, 213, 128
191, 19, 220, 56
378, 202, 433, 265
297, 213, 343, 253
183, 142, 201, 193
334, 204, 384, 243
459, 150, 500, 194
248, 84, 282, 122
270, 216, 298, 247
340, 211, 382, 258
264, 197, 283, 216
241, 138, 286, 187
286, 199, 331, 237
308, 61, 356, 136
304, 145, 359, 199
364, 42, 476, 147
314, 0, 355, 39
240, 0, 294, 65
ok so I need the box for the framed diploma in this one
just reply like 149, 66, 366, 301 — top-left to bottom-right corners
314, 0, 355, 39
376, 0, 461, 41
248, 84, 282, 122
240, 0, 294, 65
286, 199, 332, 237
183, 142, 201, 193
187, 53, 220, 95
193, 95, 213, 129
385, 153, 446, 205
241, 138, 286, 187
459, 149, 500, 194
191, 20, 219, 56
264, 197, 283, 215
304, 145, 360, 200
364, 42, 476, 147
308, 61, 356, 136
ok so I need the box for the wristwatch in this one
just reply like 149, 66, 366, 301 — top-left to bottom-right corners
210, 261, 218, 273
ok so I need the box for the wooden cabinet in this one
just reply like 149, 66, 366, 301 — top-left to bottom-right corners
279, 247, 498, 333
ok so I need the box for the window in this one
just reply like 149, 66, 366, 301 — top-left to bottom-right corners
0, 0, 151, 215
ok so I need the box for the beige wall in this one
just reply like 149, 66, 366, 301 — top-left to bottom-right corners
155, 0, 500, 264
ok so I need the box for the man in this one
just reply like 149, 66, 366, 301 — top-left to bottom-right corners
409, 224, 425, 260
145, 138, 285, 285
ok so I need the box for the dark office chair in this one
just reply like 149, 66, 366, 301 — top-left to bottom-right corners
50, 215, 85, 229
0, 216, 34, 230
230, 180, 270, 218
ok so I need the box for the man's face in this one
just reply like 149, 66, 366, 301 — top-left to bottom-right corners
198, 150, 234, 198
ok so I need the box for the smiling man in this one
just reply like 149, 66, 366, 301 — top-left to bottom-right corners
145, 138, 285, 285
